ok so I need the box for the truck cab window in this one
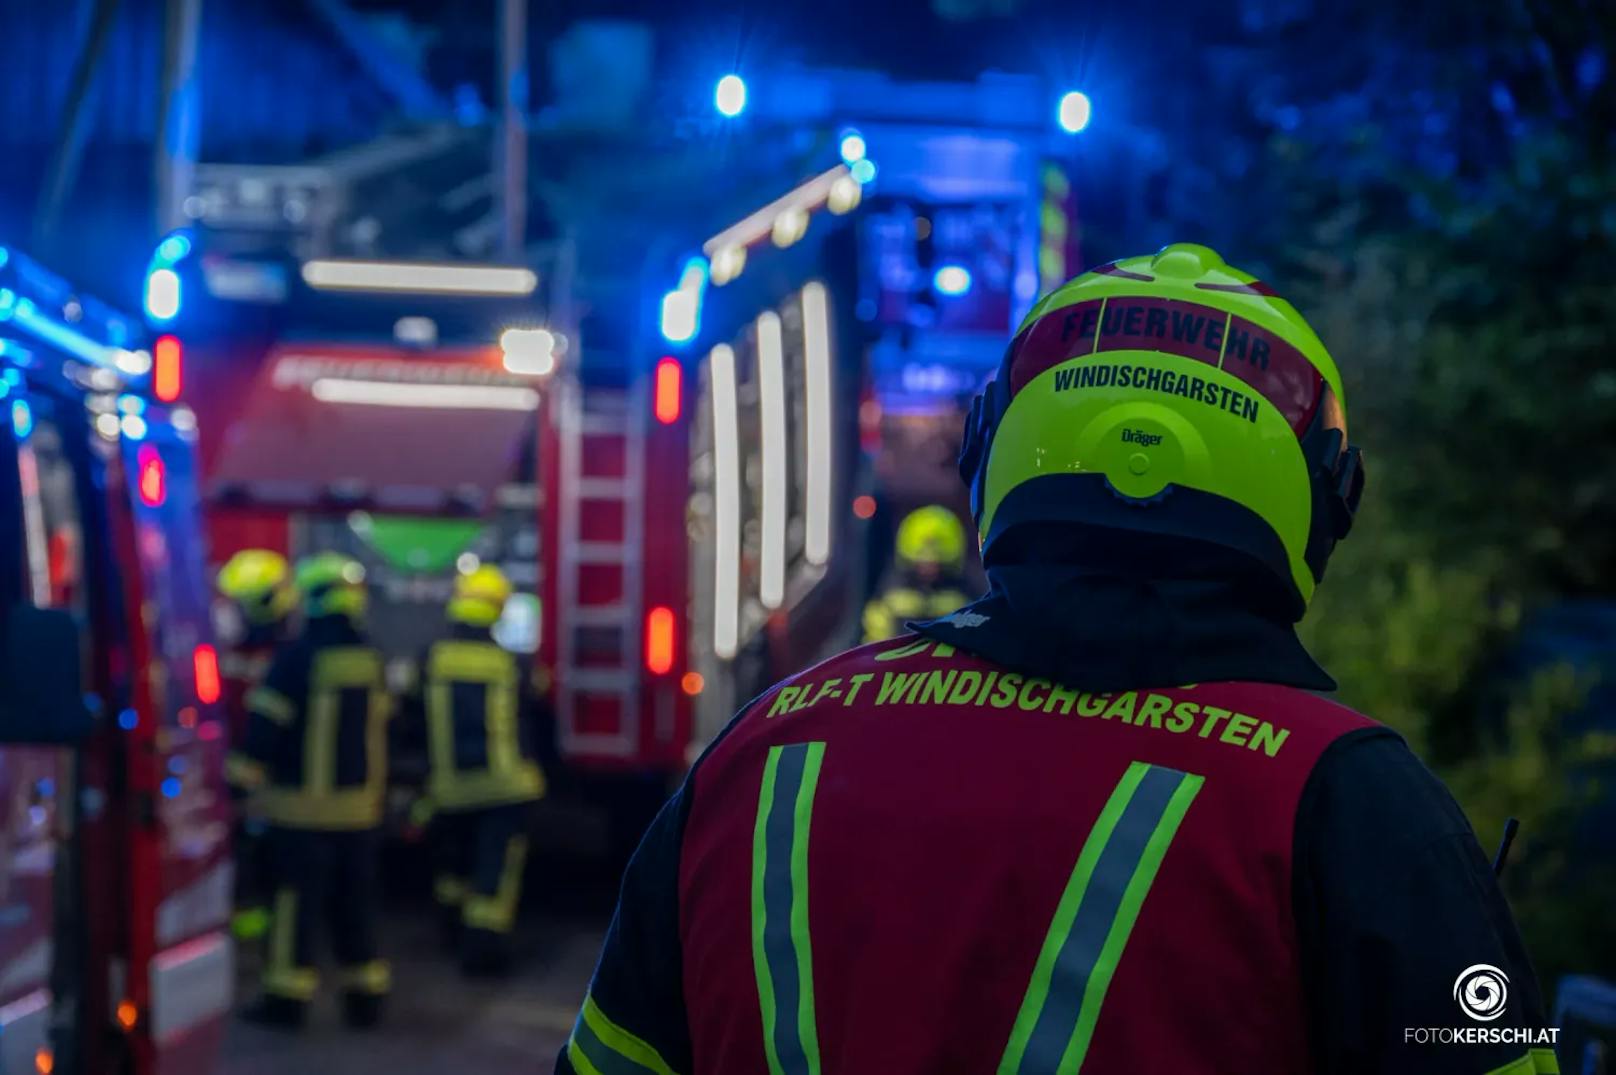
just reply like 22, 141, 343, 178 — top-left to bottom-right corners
17, 413, 87, 621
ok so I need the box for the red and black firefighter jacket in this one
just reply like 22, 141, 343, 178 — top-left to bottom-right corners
226, 615, 390, 830
558, 555, 1557, 1075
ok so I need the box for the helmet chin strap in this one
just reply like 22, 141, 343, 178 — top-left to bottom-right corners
1330, 442, 1366, 538
1301, 427, 1366, 582
960, 355, 1015, 530
958, 393, 987, 523
958, 388, 1001, 531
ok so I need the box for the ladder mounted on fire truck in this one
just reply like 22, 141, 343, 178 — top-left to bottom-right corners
548, 373, 650, 760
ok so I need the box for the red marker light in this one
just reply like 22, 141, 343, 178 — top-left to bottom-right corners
853, 494, 877, 520
193, 645, 221, 704
654, 357, 682, 424
859, 394, 883, 455
645, 606, 676, 674
153, 335, 182, 402
137, 445, 166, 506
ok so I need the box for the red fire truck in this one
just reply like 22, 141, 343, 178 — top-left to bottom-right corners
1, 249, 230, 1075
174, 68, 1073, 805
173, 187, 877, 800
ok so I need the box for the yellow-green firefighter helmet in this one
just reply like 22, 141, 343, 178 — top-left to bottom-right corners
895, 506, 967, 573
957, 243, 1365, 618
294, 553, 368, 621
217, 549, 296, 626
448, 564, 513, 628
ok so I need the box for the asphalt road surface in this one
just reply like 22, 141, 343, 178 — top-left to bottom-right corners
220, 908, 604, 1074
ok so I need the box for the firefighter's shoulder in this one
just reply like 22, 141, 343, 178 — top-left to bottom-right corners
731, 642, 1394, 769
691, 637, 926, 778
733, 634, 958, 728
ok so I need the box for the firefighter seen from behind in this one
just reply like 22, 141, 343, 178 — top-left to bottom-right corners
402, 564, 549, 978
229, 553, 392, 1031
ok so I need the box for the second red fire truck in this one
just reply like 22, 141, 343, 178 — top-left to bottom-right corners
168, 66, 1075, 806
2, 247, 231, 1075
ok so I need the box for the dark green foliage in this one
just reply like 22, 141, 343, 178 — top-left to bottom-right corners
1164, 0, 1616, 983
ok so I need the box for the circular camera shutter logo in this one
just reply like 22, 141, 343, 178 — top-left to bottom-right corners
1454, 964, 1510, 1022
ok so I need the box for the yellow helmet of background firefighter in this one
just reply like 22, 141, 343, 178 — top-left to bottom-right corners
294, 553, 368, 621
957, 243, 1365, 619
448, 564, 513, 628
895, 506, 967, 573
217, 549, 296, 626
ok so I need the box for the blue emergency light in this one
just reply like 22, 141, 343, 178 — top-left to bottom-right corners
715, 74, 747, 117
11, 399, 33, 440
1058, 91, 1092, 133
143, 230, 192, 323
933, 264, 973, 296
660, 256, 709, 345
8, 295, 120, 366
155, 233, 192, 264
2, 249, 152, 382
145, 269, 182, 322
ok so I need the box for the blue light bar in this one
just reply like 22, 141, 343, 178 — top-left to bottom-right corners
9, 297, 121, 366
1, 249, 145, 376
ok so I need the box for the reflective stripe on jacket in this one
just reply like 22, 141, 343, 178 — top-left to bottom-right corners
424, 637, 545, 811
238, 618, 390, 830
678, 636, 1372, 1073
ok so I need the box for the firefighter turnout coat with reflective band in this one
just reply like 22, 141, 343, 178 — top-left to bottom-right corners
230, 616, 391, 830
419, 626, 546, 811
558, 632, 1559, 1075
689, 637, 1366, 1073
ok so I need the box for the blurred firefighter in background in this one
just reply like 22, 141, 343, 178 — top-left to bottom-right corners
217, 549, 297, 943
405, 564, 548, 977
862, 505, 973, 642
227, 553, 392, 1030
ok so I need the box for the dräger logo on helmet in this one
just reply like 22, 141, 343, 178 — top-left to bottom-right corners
1121, 428, 1163, 447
